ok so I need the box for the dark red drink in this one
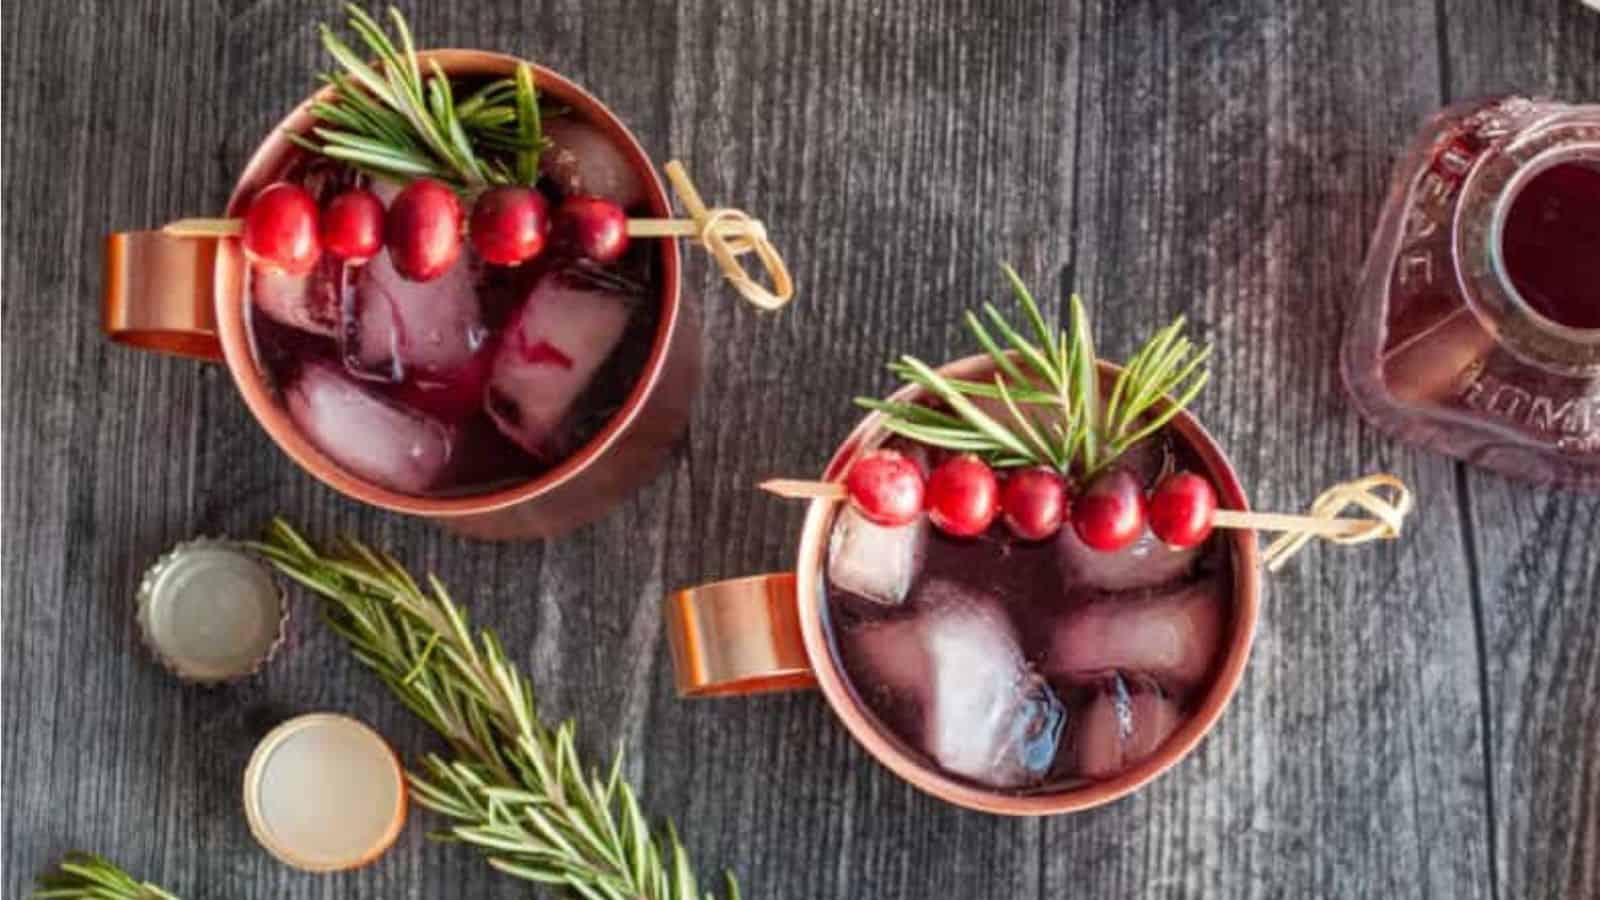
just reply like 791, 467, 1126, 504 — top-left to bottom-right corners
1500, 161, 1600, 331
245, 109, 662, 497
821, 436, 1233, 793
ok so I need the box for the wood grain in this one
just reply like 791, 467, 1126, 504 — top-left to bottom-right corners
2, 1, 1594, 898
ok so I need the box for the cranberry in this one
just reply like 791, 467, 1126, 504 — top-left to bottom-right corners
925, 454, 999, 538
469, 186, 550, 266
385, 178, 463, 282
556, 195, 629, 263
320, 188, 384, 262
1071, 467, 1146, 552
242, 182, 321, 275
845, 449, 925, 526
1147, 471, 1218, 548
1000, 467, 1068, 541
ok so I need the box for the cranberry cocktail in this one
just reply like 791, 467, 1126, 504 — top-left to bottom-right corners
816, 270, 1230, 792
233, 10, 664, 497
824, 434, 1231, 792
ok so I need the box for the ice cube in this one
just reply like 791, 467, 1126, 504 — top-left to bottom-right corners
846, 580, 1064, 788
251, 256, 343, 338
1047, 579, 1225, 690
348, 249, 487, 380
1057, 524, 1201, 592
827, 507, 928, 607
540, 118, 646, 208
1075, 674, 1181, 779
285, 361, 454, 494
484, 273, 631, 455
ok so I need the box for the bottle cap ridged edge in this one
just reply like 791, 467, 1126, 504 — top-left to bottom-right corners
135, 537, 287, 684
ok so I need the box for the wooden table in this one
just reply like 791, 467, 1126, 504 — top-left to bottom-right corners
5, 2, 1597, 897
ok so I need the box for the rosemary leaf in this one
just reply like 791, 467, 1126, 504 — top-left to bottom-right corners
458, 77, 517, 118
33, 853, 180, 900
963, 310, 1031, 388
897, 357, 1037, 459
878, 419, 1007, 453
1067, 293, 1101, 469
463, 106, 519, 129
515, 62, 545, 183
318, 143, 447, 180
993, 374, 1060, 469
1001, 262, 1058, 366
854, 397, 968, 428
1107, 369, 1211, 459
318, 23, 399, 108
982, 302, 1062, 392
884, 365, 1057, 404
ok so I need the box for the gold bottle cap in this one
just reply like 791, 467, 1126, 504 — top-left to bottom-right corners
135, 538, 286, 683
243, 713, 408, 872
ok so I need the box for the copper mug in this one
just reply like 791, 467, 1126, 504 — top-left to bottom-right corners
103, 51, 696, 540
666, 355, 1261, 815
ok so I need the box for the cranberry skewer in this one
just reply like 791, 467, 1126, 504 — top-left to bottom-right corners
761, 469, 1411, 571
160, 162, 793, 303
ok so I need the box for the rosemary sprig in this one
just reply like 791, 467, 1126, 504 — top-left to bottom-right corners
860, 264, 1211, 476
33, 853, 179, 900
251, 519, 738, 900
296, 5, 549, 189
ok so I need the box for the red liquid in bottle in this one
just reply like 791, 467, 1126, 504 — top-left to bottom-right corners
1500, 162, 1600, 330
1343, 97, 1600, 491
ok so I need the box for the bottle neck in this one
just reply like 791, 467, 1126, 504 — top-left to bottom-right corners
1454, 110, 1600, 377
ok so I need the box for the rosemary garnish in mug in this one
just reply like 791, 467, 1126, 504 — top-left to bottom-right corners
251, 520, 738, 900
295, 5, 550, 188
33, 852, 179, 900
858, 264, 1211, 476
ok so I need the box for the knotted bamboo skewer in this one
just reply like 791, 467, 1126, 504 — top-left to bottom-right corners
760, 473, 1413, 573
627, 161, 793, 311
162, 160, 794, 311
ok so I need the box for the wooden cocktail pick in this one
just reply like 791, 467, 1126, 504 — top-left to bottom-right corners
760, 473, 1413, 573
162, 159, 794, 310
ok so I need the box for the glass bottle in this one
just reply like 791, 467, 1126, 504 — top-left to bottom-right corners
1343, 97, 1600, 491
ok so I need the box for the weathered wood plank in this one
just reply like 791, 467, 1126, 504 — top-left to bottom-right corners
1046, 2, 1493, 898
1443, 4, 1600, 898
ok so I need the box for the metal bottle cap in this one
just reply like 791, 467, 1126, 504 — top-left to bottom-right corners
136, 538, 286, 683
243, 713, 408, 872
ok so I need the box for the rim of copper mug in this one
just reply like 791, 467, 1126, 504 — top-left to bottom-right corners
213, 50, 684, 517
794, 354, 1261, 816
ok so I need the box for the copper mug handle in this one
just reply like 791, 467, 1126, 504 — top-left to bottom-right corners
664, 573, 817, 696
103, 230, 225, 362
